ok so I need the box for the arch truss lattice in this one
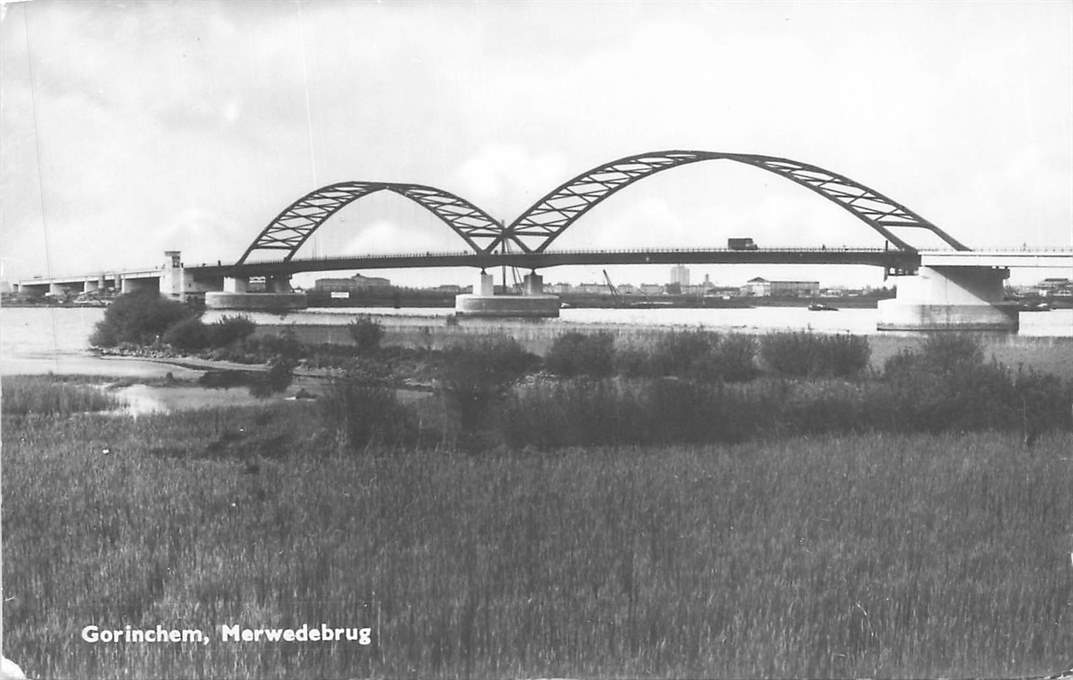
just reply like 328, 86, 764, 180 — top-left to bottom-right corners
239, 151, 968, 262
502, 150, 968, 253
238, 181, 502, 263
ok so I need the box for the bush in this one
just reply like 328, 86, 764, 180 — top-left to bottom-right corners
438, 336, 538, 445
693, 334, 758, 382
89, 292, 196, 347
650, 330, 716, 377
250, 329, 303, 361
248, 357, 297, 398
500, 377, 781, 449
879, 335, 1070, 435
210, 315, 256, 347
501, 379, 650, 448
611, 331, 757, 382
759, 332, 870, 378
612, 347, 653, 377
247, 329, 303, 398
545, 332, 615, 378
162, 317, 210, 352
347, 315, 384, 354
320, 363, 416, 451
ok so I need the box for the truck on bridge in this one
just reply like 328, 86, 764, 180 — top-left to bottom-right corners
728, 237, 759, 250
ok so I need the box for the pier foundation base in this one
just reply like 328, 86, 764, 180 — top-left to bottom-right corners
877, 266, 1018, 331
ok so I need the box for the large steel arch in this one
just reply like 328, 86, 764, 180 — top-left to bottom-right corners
238, 181, 502, 263
503, 150, 969, 253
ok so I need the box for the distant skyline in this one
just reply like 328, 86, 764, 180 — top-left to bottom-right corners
2, 1, 1071, 289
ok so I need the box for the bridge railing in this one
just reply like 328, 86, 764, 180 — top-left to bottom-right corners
234, 246, 902, 265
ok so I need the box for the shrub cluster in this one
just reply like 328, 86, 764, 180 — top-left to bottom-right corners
498, 334, 1071, 450
319, 361, 417, 452
163, 315, 258, 352
758, 332, 871, 378
544, 332, 615, 378
90, 293, 258, 354
500, 378, 782, 448
90, 292, 195, 347
437, 336, 538, 448
881, 335, 1071, 435
347, 316, 384, 354
613, 330, 758, 382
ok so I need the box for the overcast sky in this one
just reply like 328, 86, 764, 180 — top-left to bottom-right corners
2, 0, 1071, 288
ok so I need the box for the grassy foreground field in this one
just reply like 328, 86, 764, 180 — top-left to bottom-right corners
4, 403, 1073, 679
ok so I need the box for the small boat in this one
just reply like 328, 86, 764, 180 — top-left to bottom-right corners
808, 302, 839, 311
1018, 301, 1051, 312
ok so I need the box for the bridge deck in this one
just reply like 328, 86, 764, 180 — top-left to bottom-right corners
192, 247, 918, 277
16, 247, 1072, 288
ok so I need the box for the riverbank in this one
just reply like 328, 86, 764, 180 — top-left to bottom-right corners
242, 317, 1073, 380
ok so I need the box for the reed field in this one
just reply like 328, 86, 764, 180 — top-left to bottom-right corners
1, 375, 121, 416
4, 399, 1073, 679
5, 328, 1073, 678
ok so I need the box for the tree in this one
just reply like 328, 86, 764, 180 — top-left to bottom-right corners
438, 337, 537, 445
89, 292, 195, 347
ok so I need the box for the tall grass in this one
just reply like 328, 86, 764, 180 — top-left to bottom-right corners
1, 376, 120, 415
4, 407, 1073, 678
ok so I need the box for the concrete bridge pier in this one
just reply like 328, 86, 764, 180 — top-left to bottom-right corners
454, 269, 560, 317
205, 271, 306, 311
223, 276, 248, 293
266, 274, 293, 294
877, 266, 1019, 331
523, 271, 544, 295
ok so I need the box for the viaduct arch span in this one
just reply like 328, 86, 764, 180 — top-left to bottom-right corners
238, 150, 969, 264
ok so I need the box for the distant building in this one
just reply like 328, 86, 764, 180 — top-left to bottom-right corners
574, 283, 608, 295
681, 284, 709, 296
1038, 277, 1072, 297
639, 283, 664, 296
741, 277, 819, 298
314, 273, 392, 293
670, 265, 690, 287
706, 286, 740, 298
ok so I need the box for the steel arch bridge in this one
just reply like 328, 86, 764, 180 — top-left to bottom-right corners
238, 150, 969, 263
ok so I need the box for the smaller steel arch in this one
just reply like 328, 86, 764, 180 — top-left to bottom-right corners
238, 181, 503, 263
504, 150, 969, 253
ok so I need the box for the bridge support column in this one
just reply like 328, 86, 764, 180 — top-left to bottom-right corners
266, 275, 292, 294
523, 272, 544, 295
223, 276, 249, 293
160, 251, 191, 301
877, 266, 1018, 331
475, 271, 494, 296
84, 278, 100, 293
